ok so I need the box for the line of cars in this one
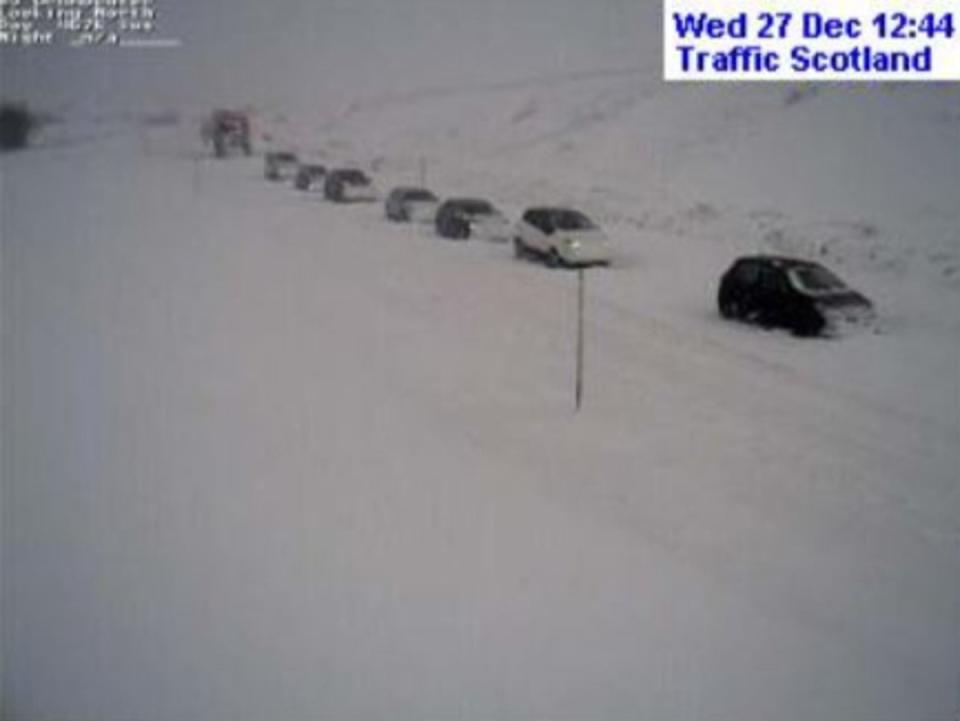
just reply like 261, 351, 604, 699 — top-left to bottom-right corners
263, 151, 614, 269
261, 150, 875, 338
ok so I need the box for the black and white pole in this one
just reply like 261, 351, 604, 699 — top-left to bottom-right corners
575, 267, 585, 412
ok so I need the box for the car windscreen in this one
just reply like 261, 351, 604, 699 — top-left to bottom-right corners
275, 153, 297, 163
552, 210, 596, 231
787, 266, 849, 295
455, 200, 494, 216
404, 189, 437, 202
340, 171, 369, 185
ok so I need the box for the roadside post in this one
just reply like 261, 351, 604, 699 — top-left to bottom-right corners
575, 267, 585, 412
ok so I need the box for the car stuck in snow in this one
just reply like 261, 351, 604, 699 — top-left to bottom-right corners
718, 256, 875, 337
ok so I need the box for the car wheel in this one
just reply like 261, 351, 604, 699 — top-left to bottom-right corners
719, 297, 737, 319
546, 248, 564, 268
513, 237, 527, 259
791, 312, 824, 338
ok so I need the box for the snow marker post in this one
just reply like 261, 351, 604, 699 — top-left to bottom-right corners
575, 268, 585, 412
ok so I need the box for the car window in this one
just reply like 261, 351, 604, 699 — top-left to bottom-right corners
526, 211, 552, 233
457, 200, 494, 216
788, 266, 848, 294
758, 266, 787, 292
733, 262, 760, 285
404, 189, 436, 202
340, 170, 369, 184
553, 210, 596, 231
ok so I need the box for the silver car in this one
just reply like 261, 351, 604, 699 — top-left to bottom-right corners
385, 187, 440, 223
264, 151, 299, 181
435, 198, 511, 241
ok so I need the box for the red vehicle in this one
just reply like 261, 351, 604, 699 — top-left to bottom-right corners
201, 109, 252, 158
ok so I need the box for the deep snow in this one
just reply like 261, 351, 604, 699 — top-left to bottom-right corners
2, 70, 959, 721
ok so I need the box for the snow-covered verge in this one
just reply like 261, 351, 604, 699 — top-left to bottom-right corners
2, 79, 958, 721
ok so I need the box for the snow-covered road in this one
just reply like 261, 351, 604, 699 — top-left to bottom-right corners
2, 134, 958, 720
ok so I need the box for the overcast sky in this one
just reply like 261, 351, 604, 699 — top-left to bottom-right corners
1, 0, 658, 113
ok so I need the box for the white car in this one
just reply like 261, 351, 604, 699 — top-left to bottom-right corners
513, 207, 611, 267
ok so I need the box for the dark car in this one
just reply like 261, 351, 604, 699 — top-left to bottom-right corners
324, 169, 377, 202
435, 198, 511, 241
718, 256, 874, 337
294, 163, 327, 191
385, 187, 439, 222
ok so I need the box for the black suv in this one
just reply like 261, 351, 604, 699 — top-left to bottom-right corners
718, 256, 874, 337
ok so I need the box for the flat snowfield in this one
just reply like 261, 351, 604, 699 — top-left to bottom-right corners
2, 128, 958, 720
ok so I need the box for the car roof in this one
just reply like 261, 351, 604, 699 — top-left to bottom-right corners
526, 206, 583, 215
736, 255, 827, 270
392, 186, 435, 196
444, 197, 492, 207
